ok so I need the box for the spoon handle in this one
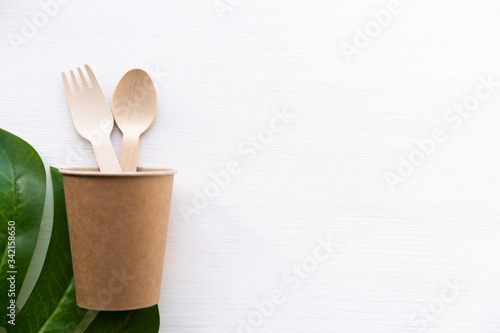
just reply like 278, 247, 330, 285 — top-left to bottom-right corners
92, 138, 122, 173
120, 134, 140, 172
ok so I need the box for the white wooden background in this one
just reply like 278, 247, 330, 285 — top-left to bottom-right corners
2, 1, 500, 332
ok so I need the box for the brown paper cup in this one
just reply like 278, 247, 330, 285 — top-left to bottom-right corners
59, 167, 176, 311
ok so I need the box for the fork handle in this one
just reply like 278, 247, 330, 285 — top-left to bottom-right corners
92, 138, 122, 173
120, 133, 140, 172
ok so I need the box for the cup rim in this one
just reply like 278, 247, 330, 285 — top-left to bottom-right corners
59, 167, 177, 177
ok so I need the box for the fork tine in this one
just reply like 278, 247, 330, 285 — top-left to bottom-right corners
77, 67, 90, 89
84, 64, 98, 87
61, 72, 73, 96
70, 70, 81, 93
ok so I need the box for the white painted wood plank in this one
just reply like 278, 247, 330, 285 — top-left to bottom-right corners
2, 0, 500, 332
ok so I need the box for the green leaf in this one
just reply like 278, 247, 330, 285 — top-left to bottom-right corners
15, 167, 88, 332
83, 305, 160, 333
0, 128, 46, 326
38, 279, 88, 332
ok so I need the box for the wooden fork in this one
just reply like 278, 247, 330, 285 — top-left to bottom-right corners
62, 65, 121, 172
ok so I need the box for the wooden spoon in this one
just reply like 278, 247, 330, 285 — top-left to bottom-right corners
112, 69, 157, 172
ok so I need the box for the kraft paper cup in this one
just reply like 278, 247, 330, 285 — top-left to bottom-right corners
59, 167, 176, 311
